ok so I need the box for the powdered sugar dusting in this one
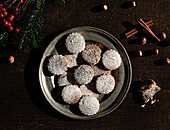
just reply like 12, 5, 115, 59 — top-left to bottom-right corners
91, 66, 111, 76
62, 85, 82, 104
64, 53, 78, 68
58, 72, 70, 87
65, 33, 86, 53
82, 44, 101, 65
47, 55, 68, 75
58, 72, 76, 86
96, 74, 115, 94
79, 96, 100, 115
80, 85, 99, 98
102, 49, 121, 70
74, 65, 94, 84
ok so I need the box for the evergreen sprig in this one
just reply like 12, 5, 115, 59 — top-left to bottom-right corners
0, 32, 9, 46
19, 0, 44, 51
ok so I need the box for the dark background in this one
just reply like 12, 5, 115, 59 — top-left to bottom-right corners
0, 0, 169, 129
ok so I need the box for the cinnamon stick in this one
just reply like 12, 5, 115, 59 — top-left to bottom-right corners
138, 18, 160, 41
126, 19, 153, 38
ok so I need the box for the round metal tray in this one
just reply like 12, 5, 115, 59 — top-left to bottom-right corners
39, 26, 132, 120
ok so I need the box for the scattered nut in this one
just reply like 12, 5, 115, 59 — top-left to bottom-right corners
141, 37, 147, 45
154, 49, 159, 55
161, 32, 166, 39
132, 1, 136, 7
103, 5, 108, 11
138, 50, 142, 57
9, 56, 14, 63
166, 58, 170, 64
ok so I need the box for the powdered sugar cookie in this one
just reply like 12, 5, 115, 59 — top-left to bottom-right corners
96, 74, 115, 94
58, 72, 70, 87
47, 55, 68, 75
58, 72, 76, 87
62, 85, 82, 104
91, 66, 111, 76
74, 65, 94, 84
80, 85, 99, 98
139, 79, 161, 103
82, 44, 101, 65
64, 53, 78, 68
102, 49, 121, 70
65, 33, 86, 53
79, 96, 100, 116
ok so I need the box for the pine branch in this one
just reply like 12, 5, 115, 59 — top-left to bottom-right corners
19, 0, 45, 51
19, 31, 30, 51
0, 32, 9, 46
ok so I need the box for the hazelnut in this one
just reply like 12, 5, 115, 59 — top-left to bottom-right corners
154, 49, 159, 55
132, 1, 136, 7
166, 58, 170, 64
141, 37, 147, 45
9, 56, 14, 63
103, 5, 108, 11
161, 32, 166, 39
138, 50, 142, 57
158, 32, 166, 39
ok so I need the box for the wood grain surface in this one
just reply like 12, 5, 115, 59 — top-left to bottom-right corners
0, 0, 169, 129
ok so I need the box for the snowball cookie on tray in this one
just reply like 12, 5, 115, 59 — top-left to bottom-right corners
96, 74, 115, 94
47, 55, 68, 75
79, 96, 100, 116
74, 65, 94, 84
64, 53, 78, 68
82, 44, 102, 65
65, 33, 86, 53
80, 85, 99, 98
102, 49, 121, 70
91, 66, 111, 76
61, 85, 82, 104
58, 72, 76, 87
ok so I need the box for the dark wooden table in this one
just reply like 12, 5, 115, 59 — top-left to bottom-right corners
0, 0, 169, 129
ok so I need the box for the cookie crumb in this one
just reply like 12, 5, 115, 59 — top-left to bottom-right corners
141, 104, 145, 108
151, 99, 156, 104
